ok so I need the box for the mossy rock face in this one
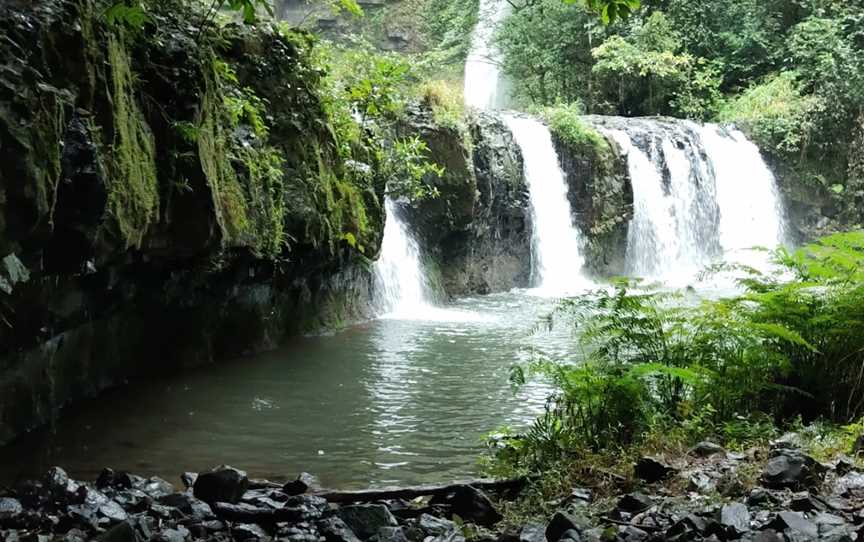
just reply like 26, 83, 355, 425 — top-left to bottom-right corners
551, 128, 633, 277
0, 0, 385, 444
398, 107, 532, 296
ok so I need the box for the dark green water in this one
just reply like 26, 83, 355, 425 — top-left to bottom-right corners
0, 291, 578, 489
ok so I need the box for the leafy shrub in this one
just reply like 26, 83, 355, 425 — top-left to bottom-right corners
538, 103, 610, 156
717, 71, 817, 156
498, 232, 864, 470
415, 79, 465, 130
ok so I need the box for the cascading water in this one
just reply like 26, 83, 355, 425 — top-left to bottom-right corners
594, 117, 786, 285
503, 115, 592, 294
464, 0, 510, 110
373, 200, 432, 317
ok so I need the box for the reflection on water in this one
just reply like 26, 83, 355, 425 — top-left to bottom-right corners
0, 290, 576, 489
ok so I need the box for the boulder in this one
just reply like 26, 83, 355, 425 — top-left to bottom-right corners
690, 442, 726, 458
770, 511, 818, 538
233, 523, 272, 541
546, 511, 585, 542
318, 516, 362, 542
761, 450, 825, 489
634, 457, 676, 482
193, 466, 249, 504
519, 523, 546, 542
158, 493, 213, 520
283, 472, 317, 496
432, 485, 502, 526
337, 504, 398, 539
719, 503, 750, 535
0, 498, 23, 523
617, 493, 654, 513
377, 526, 411, 542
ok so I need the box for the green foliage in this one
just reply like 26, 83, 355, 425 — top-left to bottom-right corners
496, 231, 864, 470
102, 31, 160, 248
415, 79, 465, 130
104, 2, 151, 30
379, 137, 443, 200
718, 72, 816, 155
539, 103, 610, 156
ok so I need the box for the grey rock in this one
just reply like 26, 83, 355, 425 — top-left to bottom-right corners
415, 513, 458, 536
193, 465, 249, 504
790, 492, 826, 512
833, 471, 864, 497
318, 516, 362, 542
139, 477, 175, 499
546, 511, 586, 542
158, 492, 213, 519
432, 485, 502, 527
377, 526, 411, 542
154, 526, 190, 542
771, 511, 818, 538
719, 503, 750, 534
558, 529, 582, 542
44, 467, 79, 502
690, 442, 725, 457
519, 523, 545, 542
180, 472, 197, 489
284, 472, 317, 496
233, 522, 272, 541
617, 493, 654, 513
338, 504, 398, 539
634, 457, 676, 482
761, 450, 825, 489
0, 498, 23, 522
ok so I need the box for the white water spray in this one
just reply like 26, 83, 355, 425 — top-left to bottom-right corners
600, 119, 786, 285
373, 200, 432, 317
503, 115, 592, 294
464, 0, 510, 110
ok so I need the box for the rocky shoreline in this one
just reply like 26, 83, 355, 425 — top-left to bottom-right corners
1, 436, 863, 541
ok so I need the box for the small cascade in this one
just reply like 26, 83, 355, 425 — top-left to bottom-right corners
373, 200, 432, 317
464, 0, 510, 110
503, 115, 591, 294
594, 117, 786, 284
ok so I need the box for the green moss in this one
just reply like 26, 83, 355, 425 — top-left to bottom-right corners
540, 104, 612, 159
103, 31, 160, 248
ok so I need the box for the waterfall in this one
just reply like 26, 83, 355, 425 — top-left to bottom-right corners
596, 118, 786, 284
464, 0, 509, 110
373, 200, 432, 317
503, 115, 591, 294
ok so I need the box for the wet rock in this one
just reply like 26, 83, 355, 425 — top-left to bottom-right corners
377, 526, 411, 542
558, 529, 582, 542
749, 529, 783, 542
45, 467, 80, 502
318, 516, 362, 542
415, 513, 459, 536
284, 494, 329, 521
233, 523, 272, 541
432, 485, 502, 526
770, 511, 818, 538
95, 520, 138, 542
719, 503, 750, 535
193, 466, 249, 504
634, 457, 676, 482
617, 494, 654, 513
690, 442, 726, 457
180, 472, 197, 490
518, 523, 545, 542
832, 471, 864, 498
154, 525, 191, 542
790, 492, 826, 512
338, 504, 398, 539
761, 450, 825, 489
284, 472, 317, 496
0, 497, 23, 523
546, 511, 586, 542
212, 502, 278, 523
158, 492, 213, 520
139, 477, 175, 499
